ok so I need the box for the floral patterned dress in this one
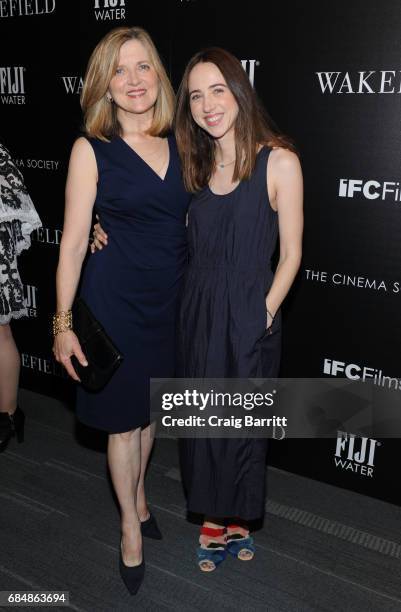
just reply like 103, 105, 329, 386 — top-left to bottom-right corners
0, 143, 41, 324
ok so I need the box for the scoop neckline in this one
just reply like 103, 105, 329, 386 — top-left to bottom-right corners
207, 145, 266, 197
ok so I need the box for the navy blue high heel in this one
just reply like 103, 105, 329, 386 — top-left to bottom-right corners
141, 512, 162, 540
119, 539, 145, 595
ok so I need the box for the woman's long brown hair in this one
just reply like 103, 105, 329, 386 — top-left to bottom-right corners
174, 47, 296, 192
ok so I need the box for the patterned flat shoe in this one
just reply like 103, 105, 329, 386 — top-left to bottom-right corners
197, 525, 227, 572
226, 524, 255, 561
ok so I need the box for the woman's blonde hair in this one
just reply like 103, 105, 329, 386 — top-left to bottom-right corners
81, 26, 174, 140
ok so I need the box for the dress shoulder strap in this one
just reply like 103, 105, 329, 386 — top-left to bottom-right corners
249, 145, 272, 184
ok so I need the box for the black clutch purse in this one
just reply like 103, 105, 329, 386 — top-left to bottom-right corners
70, 298, 123, 392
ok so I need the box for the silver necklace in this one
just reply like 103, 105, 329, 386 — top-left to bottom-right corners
216, 159, 235, 169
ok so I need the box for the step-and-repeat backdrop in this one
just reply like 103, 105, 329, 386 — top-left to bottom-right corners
1, 1, 400, 504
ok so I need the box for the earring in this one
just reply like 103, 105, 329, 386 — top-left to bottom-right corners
107, 94, 113, 103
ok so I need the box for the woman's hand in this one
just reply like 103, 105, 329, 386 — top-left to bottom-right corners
53, 330, 88, 381
90, 215, 108, 253
266, 310, 273, 330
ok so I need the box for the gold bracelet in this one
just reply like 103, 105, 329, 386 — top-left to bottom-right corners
52, 310, 73, 337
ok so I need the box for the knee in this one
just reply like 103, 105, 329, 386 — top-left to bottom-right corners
110, 428, 140, 442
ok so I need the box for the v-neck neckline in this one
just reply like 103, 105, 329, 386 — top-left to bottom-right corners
118, 135, 171, 182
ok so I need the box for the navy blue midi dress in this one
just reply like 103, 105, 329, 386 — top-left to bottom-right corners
178, 147, 281, 520
76, 135, 190, 433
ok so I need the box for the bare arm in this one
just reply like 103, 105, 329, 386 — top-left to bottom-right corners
57, 137, 97, 309
53, 137, 97, 379
265, 148, 303, 324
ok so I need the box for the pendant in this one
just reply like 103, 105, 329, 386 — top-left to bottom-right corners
217, 159, 235, 169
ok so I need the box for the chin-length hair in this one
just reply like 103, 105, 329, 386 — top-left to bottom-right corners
81, 26, 175, 140
174, 47, 297, 192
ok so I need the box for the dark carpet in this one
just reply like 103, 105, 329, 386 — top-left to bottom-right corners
0, 389, 400, 611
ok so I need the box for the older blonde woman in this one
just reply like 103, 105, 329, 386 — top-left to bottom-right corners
53, 27, 190, 595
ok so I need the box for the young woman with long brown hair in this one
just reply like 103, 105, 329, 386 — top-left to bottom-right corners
174, 47, 303, 571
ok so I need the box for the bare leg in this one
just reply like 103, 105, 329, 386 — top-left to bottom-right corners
136, 421, 156, 521
107, 428, 142, 567
0, 324, 20, 414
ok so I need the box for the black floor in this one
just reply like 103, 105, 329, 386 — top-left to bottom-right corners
1, 389, 401, 611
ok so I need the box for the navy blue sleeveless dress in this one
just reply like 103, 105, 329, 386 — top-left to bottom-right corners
178, 146, 281, 520
76, 135, 190, 433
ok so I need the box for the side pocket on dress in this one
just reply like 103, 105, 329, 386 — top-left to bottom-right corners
263, 307, 281, 338
258, 296, 270, 340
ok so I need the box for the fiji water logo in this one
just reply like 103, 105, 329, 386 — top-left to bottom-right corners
23, 284, 38, 318
334, 431, 381, 478
0, 67, 25, 104
241, 60, 259, 87
94, 0, 126, 20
